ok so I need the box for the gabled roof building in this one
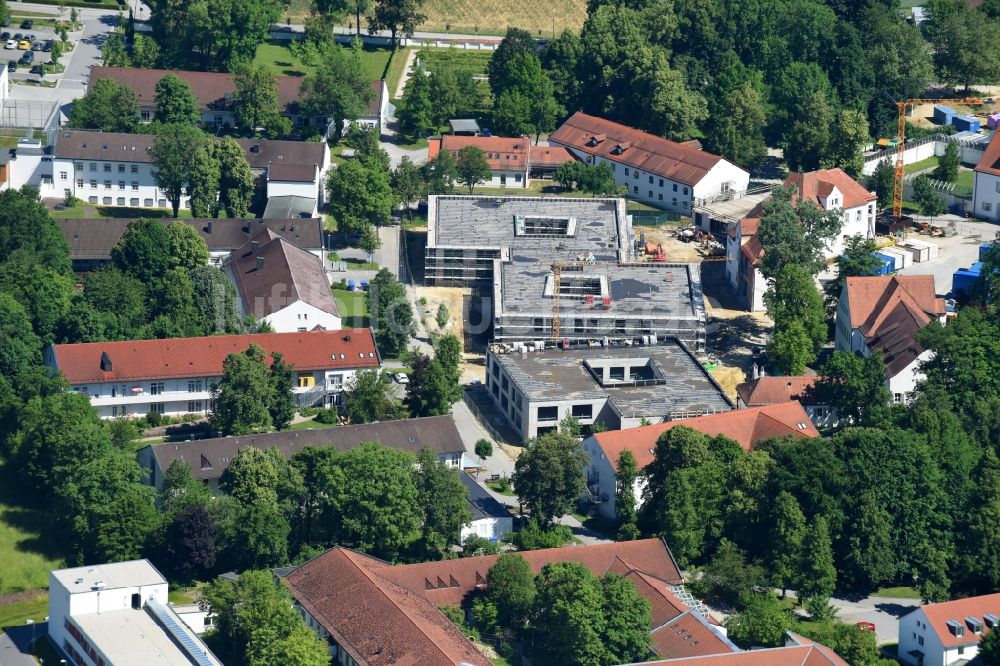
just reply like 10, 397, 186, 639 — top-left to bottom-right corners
897, 592, 1000, 666
582, 401, 820, 519
835, 275, 946, 403
46, 329, 380, 418
549, 112, 750, 214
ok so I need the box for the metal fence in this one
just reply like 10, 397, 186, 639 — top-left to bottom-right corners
629, 210, 682, 226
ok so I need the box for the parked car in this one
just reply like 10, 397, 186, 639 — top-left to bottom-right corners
17, 40, 30, 50
20, 50, 34, 64
855, 621, 876, 632
13, 33, 23, 40
43, 40, 53, 52
31, 41, 42, 51
0, 32, 10, 40
20, 19, 33, 29
7, 60, 16, 72
25, 34, 36, 42
29, 64, 42, 75
394, 373, 409, 384
4, 39, 15, 50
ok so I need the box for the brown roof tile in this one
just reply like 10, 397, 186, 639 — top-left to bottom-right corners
229, 231, 338, 319
650, 612, 737, 660
528, 144, 576, 168
58, 218, 323, 260
916, 592, 1000, 648
267, 163, 318, 182
976, 130, 1000, 177
51, 329, 378, 384
54, 129, 154, 162
785, 169, 875, 211
430, 135, 530, 171
736, 377, 817, 407
234, 138, 325, 171
549, 112, 726, 186
89, 66, 304, 115
147, 415, 465, 483
594, 402, 820, 471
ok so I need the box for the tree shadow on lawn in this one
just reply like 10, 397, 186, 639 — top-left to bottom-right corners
0, 464, 66, 562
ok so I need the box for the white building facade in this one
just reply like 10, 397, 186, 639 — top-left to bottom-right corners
897, 594, 1000, 666
47, 329, 380, 419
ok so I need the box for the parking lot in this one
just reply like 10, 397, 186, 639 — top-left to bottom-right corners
1, 17, 57, 77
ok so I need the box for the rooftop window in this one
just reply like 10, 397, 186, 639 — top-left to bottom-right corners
514, 215, 577, 237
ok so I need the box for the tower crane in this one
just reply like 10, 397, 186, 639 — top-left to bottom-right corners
890, 97, 984, 221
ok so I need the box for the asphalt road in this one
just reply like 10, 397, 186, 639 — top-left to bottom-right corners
829, 594, 920, 645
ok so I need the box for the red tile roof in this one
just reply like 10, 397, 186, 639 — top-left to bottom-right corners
785, 169, 876, 211
50, 329, 378, 384
549, 112, 728, 186
429, 135, 530, 172
284, 548, 491, 666
638, 635, 848, 665
594, 402, 820, 471
528, 144, 576, 168
916, 592, 1000, 648
284, 540, 685, 666
650, 612, 737, 660
844, 276, 946, 377
736, 377, 817, 407
976, 130, 1000, 177
229, 231, 339, 320
740, 234, 764, 266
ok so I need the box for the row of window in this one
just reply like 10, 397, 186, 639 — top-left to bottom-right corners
537, 403, 593, 422
110, 401, 204, 417
66, 176, 142, 191
74, 161, 141, 174
82, 195, 166, 207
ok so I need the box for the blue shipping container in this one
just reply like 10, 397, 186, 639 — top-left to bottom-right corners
981, 243, 995, 260
871, 253, 895, 275
953, 115, 981, 132
933, 105, 957, 125
953, 262, 984, 293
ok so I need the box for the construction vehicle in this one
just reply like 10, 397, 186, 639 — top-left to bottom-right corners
890, 96, 984, 221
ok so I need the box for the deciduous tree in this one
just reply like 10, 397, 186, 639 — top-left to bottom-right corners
615, 450, 640, 540
811, 352, 890, 426
166, 221, 209, 269
342, 368, 406, 423
164, 504, 216, 583
512, 430, 587, 526
233, 63, 291, 138
725, 593, 792, 648
215, 137, 256, 218
413, 447, 471, 557
301, 42, 375, 141
151, 123, 206, 217
67, 79, 140, 132
705, 82, 767, 170
797, 515, 837, 602
455, 146, 491, 194
327, 158, 395, 233
154, 74, 202, 126
913, 174, 946, 217
370, 268, 413, 356
211, 344, 275, 435
368, 0, 425, 48
531, 562, 609, 666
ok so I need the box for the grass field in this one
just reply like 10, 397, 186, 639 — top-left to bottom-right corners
253, 40, 393, 82
0, 594, 49, 635
332, 287, 370, 328
954, 168, 974, 196
873, 586, 922, 599
904, 156, 940, 174
0, 463, 64, 597
416, 48, 492, 76
284, 0, 586, 37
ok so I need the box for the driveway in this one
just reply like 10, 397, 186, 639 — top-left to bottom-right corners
379, 122, 428, 169
828, 594, 920, 645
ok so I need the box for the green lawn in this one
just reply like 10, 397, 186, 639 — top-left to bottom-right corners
0, 594, 49, 636
253, 40, 394, 82
49, 204, 190, 219
287, 418, 339, 431
486, 480, 516, 496
0, 462, 65, 596
954, 169, 974, 197
873, 586, 922, 599
416, 48, 492, 77
385, 47, 414, 98
332, 287, 370, 328
904, 155, 939, 174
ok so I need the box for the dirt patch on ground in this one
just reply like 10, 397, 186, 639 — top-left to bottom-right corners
0, 589, 45, 606
634, 226, 707, 263
704, 314, 773, 401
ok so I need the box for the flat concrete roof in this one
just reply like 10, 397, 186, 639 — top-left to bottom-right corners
498, 261, 702, 319
428, 196, 630, 261
52, 559, 164, 593
73, 608, 221, 666
492, 340, 732, 418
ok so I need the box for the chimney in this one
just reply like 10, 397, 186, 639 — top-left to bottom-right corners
206, 220, 213, 235
256, 256, 265, 271
251, 240, 260, 253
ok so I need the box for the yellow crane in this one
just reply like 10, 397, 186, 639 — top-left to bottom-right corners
892, 97, 983, 221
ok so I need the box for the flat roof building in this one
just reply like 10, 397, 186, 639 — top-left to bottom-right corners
485, 338, 732, 440
424, 195, 706, 349
49, 559, 222, 666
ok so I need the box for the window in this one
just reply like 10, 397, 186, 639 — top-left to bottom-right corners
65, 189, 71, 198
187, 401, 203, 412
74, 162, 83, 170
89, 162, 96, 172
90, 179, 97, 188
609, 366, 625, 381
103, 197, 112, 205
532, 317, 545, 332
118, 164, 125, 173
118, 180, 125, 189
572, 404, 593, 419
131, 164, 138, 173
141, 110, 151, 121
188, 380, 203, 392
144, 198, 153, 206
328, 374, 344, 390
683, 186, 689, 195
298, 373, 315, 388
658, 193, 663, 201
918, 636, 924, 646
298, 327, 307, 332
59, 171, 67, 180
150, 382, 165, 395
633, 185, 638, 194
537, 406, 558, 422
77, 179, 83, 188
103, 180, 111, 189
149, 403, 165, 414
131, 182, 138, 191
648, 190, 652, 198
158, 198, 167, 208
117, 197, 126, 205
658, 178, 664, 187
130, 198, 139, 206
673, 183, 677, 192
624, 168, 629, 176
103, 164, 111, 172
985, 202, 993, 212
89, 196, 98, 203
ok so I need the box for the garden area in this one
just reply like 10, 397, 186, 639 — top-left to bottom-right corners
252, 40, 404, 92
332, 284, 371, 328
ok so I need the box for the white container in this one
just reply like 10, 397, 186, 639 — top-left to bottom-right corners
881, 246, 912, 269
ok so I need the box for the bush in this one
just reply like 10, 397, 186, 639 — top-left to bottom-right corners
439, 604, 480, 642
508, 518, 573, 551
145, 411, 162, 427
299, 407, 321, 417
436, 302, 450, 328
462, 534, 501, 557
474, 438, 493, 460
492, 475, 512, 493
314, 408, 340, 424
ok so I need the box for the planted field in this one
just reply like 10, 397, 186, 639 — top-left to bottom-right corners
416, 48, 492, 76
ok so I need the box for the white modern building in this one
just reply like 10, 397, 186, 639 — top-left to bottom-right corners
897, 593, 1000, 666
727, 168, 877, 311
973, 131, 1000, 221
835, 275, 947, 403
226, 230, 341, 333
46, 329, 381, 419
459, 471, 513, 544
48, 559, 222, 666
549, 111, 750, 213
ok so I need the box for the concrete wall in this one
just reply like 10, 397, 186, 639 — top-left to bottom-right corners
460, 516, 514, 544
262, 300, 342, 333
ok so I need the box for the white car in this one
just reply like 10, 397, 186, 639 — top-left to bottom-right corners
394, 373, 409, 384
4, 40, 16, 50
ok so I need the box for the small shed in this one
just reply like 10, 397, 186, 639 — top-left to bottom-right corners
449, 119, 481, 136
880, 245, 913, 269
988, 113, 1000, 130
933, 105, 957, 125
953, 115, 981, 132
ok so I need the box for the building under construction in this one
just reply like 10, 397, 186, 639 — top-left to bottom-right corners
424, 195, 706, 350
